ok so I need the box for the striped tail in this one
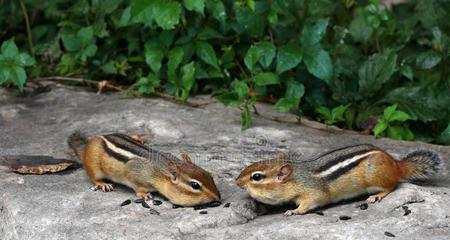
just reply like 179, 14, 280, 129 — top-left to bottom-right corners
67, 131, 89, 161
398, 150, 443, 181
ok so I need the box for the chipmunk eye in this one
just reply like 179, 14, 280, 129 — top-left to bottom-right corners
190, 181, 201, 190
251, 173, 264, 181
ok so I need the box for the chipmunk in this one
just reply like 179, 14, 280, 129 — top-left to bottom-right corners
236, 144, 443, 216
68, 131, 221, 206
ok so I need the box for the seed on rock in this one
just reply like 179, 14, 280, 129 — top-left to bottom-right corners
402, 206, 411, 216
359, 203, 368, 210
172, 204, 182, 209
153, 200, 162, 206
339, 215, 351, 220
134, 199, 144, 204
314, 211, 324, 216
149, 208, 160, 215
209, 201, 222, 208
141, 201, 150, 208
223, 203, 231, 208
199, 210, 208, 214
384, 231, 395, 237
120, 199, 131, 207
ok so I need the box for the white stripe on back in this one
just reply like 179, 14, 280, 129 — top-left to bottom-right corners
100, 136, 140, 159
315, 150, 380, 177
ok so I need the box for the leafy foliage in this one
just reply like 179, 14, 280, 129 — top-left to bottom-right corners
0, 0, 449, 144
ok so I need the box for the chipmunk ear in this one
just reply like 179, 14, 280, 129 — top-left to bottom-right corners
180, 153, 192, 163
167, 162, 179, 183
276, 164, 293, 182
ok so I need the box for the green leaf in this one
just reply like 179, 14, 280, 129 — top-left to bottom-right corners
331, 104, 350, 121
233, 80, 249, 99
1, 38, 19, 58
254, 72, 279, 86
62, 34, 82, 52
197, 28, 223, 40
316, 106, 332, 121
167, 47, 184, 83
77, 26, 94, 47
358, 50, 397, 97
387, 125, 403, 140
349, 14, 373, 43
274, 98, 296, 112
215, 92, 241, 107
196, 41, 219, 69
436, 123, 450, 145
207, 0, 226, 23
383, 104, 398, 120
274, 80, 305, 112
373, 121, 387, 137
257, 42, 276, 69
241, 105, 252, 131
244, 45, 260, 71
153, 0, 181, 30
381, 86, 448, 122
400, 65, 413, 80
144, 42, 164, 74
416, 50, 441, 69
303, 46, 333, 84
389, 111, 410, 122
183, 0, 205, 14
18, 53, 35, 66
180, 61, 196, 99
12, 66, 27, 91
276, 43, 302, 74
300, 18, 329, 47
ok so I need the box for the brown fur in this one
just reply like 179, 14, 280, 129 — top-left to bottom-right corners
69, 133, 220, 206
236, 146, 442, 216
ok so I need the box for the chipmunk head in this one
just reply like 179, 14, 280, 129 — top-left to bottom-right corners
235, 153, 297, 205
161, 154, 221, 207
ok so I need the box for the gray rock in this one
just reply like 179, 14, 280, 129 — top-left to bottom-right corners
0, 86, 449, 240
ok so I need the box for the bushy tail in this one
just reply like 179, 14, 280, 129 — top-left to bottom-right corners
399, 150, 443, 181
67, 131, 89, 161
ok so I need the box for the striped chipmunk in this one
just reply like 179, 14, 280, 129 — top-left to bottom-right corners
68, 131, 221, 206
236, 144, 443, 216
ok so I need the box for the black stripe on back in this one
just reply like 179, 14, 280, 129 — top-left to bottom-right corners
102, 140, 130, 163
313, 144, 378, 173
323, 156, 369, 181
104, 134, 151, 158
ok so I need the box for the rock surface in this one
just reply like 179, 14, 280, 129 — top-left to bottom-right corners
0, 86, 449, 240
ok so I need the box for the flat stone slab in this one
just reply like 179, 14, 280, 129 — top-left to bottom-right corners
0, 86, 449, 240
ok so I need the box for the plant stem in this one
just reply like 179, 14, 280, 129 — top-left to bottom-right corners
19, 0, 35, 58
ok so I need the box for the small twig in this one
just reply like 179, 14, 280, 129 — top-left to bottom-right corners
19, 0, 34, 58
31, 76, 210, 108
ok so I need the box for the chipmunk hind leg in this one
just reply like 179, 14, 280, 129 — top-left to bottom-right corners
363, 153, 401, 203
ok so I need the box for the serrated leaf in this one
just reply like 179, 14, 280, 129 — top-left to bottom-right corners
244, 41, 276, 71
373, 121, 387, 137
416, 50, 441, 69
1, 38, 19, 58
276, 43, 302, 74
387, 125, 403, 140
154, 0, 181, 30
303, 46, 333, 84
383, 104, 398, 119
183, 0, 205, 14
381, 86, 447, 122
358, 50, 397, 97
144, 42, 164, 74
254, 72, 279, 86
233, 80, 249, 99
180, 61, 195, 99
300, 18, 329, 47
331, 104, 350, 121
389, 111, 410, 122
18, 53, 35, 66
244, 45, 260, 71
349, 14, 373, 43
196, 41, 219, 69
12, 66, 26, 91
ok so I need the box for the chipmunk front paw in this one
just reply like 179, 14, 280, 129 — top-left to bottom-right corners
91, 182, 114, 192
136, 191, 153, 201
284, 209, 305, 217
